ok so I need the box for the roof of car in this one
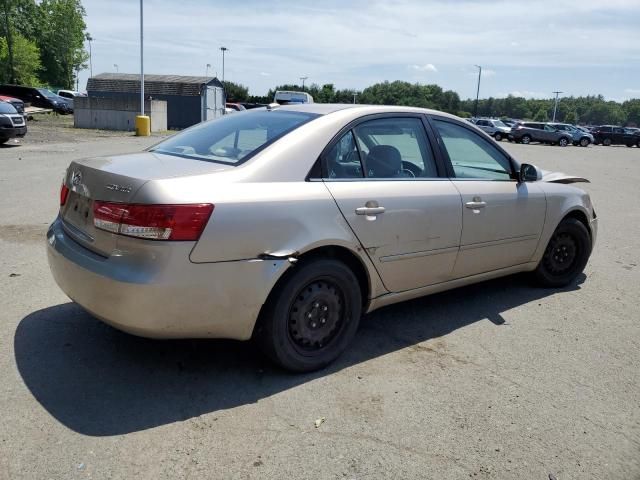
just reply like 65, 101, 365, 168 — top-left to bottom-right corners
273, 103, 455, 118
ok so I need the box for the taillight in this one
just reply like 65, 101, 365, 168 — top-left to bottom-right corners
515, 125, 523, 130
60, 184, 70, 206
93, 202, 214, 241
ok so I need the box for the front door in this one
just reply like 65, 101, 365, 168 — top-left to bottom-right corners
430, 117, 546, 278
322, 116, 462, 293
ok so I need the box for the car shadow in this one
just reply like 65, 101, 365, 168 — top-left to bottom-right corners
14, 273, 585, 437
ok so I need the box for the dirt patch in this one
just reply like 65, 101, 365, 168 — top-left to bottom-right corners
0, 224, 49, 244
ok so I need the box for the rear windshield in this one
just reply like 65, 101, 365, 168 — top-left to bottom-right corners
0, 102, 17, 114
150, 110, 319, 165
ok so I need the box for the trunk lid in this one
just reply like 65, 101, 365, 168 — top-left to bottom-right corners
60, 152, 232, 256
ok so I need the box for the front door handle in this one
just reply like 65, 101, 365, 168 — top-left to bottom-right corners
356, 206, 386, 215
465, 201, 487, 209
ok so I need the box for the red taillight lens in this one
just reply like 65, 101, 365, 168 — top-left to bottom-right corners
60, 184, 70, 206
93, 202, 214, 241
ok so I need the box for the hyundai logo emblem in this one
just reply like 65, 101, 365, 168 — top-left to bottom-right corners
71, 170, 82, 186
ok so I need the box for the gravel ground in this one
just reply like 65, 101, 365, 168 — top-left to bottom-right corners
0, 121, 639, 480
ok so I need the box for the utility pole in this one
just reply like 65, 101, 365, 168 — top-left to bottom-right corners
206, 63, 211, 77
473, 65, 482, 118
300, 76, 308, 91
2, 1, 16, 84
220, 46, 228, 83
352, 92, 358, 104
552, 91, 563, 122
114, 64, 118, 72
140, 0, 144, 116
86, 33, 93, 78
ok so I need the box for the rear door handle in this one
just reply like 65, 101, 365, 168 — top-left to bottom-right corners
355, 206, 386, 215
465, 201, 487, 209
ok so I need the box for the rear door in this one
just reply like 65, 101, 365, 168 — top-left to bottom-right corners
322, 115, 462, 293
612, 127, 625, 145
429, 116, 546, 278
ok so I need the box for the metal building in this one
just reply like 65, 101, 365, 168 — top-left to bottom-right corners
86, 73, 225, 129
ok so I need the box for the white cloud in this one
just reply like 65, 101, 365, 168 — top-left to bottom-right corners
624, 88, 640, 94
410, 63, 437, 72
259, 72, 271, 77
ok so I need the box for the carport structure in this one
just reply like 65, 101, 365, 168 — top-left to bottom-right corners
87, 73, 225, 129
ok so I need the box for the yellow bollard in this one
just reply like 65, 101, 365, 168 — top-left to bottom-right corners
135, 115, 151, 136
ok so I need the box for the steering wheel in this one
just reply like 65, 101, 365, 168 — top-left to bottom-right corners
401, 161, 422, 177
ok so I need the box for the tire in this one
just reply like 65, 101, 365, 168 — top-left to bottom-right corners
558, 137, 569, 147
626, 143, 633, 148
603, 138, 612, 146
255, 258, 362, 372
637, 139, 640, 148
533, 217, 591, 288
494, 132, 503, 141
0, 138, 9, 145
521, 135, 531, 145
579, 137, 590, 147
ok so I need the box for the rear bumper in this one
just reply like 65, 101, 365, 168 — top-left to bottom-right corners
46, 217, 290, 340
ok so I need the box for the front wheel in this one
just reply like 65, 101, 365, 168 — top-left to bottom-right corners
255, 258, 362, 372
603, 138, 612, 146
558, 137, 569, 147
521, 135, 531, 145
494, 132, 503, 141
579, 138, 590, 147
533, 218, 591, 288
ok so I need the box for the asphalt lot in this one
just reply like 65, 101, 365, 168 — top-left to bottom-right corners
1, 122, 639, 479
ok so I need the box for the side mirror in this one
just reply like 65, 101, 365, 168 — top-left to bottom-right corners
519, 163, 542, 182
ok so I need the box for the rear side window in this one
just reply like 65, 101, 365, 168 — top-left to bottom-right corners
433, 119, 512, 181
600, 126, 612, 133
150, 110, 319, 165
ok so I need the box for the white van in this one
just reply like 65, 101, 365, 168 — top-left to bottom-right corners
273, 90, 314, 105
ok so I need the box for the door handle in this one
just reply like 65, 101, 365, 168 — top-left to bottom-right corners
465, 201, 487, 209
355, 206, 386, 215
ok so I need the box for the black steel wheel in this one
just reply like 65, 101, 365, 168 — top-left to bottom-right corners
255, 258, 362, 372
533, 217, 591, 287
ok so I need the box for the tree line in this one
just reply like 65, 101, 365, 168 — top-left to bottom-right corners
1, 0, 87, 89
226, 80, 640, 127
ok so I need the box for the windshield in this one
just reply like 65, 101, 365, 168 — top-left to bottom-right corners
150, 110, 319, 165
492, 120, 508, 128
0, 102, 17, 114
37, 89, 58, 99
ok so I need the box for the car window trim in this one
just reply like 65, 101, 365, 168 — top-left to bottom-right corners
426, 114, 518, 181
311, 112, 448, 182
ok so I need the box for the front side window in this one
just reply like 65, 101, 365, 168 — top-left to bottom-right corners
433, 119, 513, 181
353, 117, 438, 178
150, 110, 318, 165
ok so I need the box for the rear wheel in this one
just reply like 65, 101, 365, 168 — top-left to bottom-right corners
579, 137, 590, 147
603, 138, 612, 146
558, 137, 569, 147
255, 258, 362, 372
521, 135, 531, 145
637, 139, 640, 148
533, 218, 591, 288
494, 132, 503, 141
0, 138, 9, 145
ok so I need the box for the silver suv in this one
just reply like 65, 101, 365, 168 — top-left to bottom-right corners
474, 118, 511, 141
548, 123, 594, 147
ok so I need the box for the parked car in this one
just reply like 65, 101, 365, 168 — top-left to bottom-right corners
0, 95, 25, 117
592, 125, 640, 147
225, 102, 246, 112
510, 122, 573, 146
57, 89, 86, 99
474, 118, 511, 141
0, 85, 73, 114
0, 101, 27, 144
47, 104, 597, 372
548, 123, 594, 147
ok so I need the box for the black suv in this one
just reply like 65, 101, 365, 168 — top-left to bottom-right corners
0, 85, 73, 114
591, 125, 640, 147
0, 101, 27, 144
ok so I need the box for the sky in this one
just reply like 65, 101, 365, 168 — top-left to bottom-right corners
79, 0, 640, 101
